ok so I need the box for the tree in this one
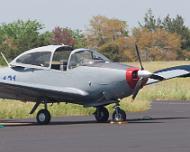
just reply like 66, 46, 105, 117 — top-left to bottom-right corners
38, 31, 52, 46
162, 15, 190, 50
86, 15, 128, 61
99, 37, 130, 62
139, 9, 162, 31
86, 16, 128, 47
51, 27, 86, 48
51, 27, 75, 46
70, 29, 86, 48
0, 20, 47, 60
129, 28, 181, 61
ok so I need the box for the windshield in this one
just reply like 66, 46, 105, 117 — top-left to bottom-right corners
68, 49, 110, 69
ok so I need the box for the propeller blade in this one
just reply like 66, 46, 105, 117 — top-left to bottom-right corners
138, 70, 165, 81
150, 74, 165, 81
132, 72, 164, 100
135, 44, 144, 70
132, 79, 142, 100
132, 44, 165, 101
132, 78, 148, 100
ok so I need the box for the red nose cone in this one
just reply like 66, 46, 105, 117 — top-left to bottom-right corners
126, 68, 139, 89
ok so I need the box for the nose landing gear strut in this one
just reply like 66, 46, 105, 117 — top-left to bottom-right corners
112, 103, 126, 122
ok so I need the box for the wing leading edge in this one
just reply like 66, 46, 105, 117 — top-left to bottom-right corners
0, 79, 88, 102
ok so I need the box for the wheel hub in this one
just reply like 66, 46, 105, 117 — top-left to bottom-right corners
38, 113, 46, 122
115, 113, 122, 121
94, 107, 109, 123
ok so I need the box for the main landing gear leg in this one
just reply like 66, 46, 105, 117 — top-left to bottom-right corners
112, 103, 126, 122
30, 100, 51, 125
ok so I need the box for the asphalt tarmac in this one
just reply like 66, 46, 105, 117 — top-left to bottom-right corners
1, 101, 190, 152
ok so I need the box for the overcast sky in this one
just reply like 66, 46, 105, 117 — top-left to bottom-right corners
0, 0, 190, 31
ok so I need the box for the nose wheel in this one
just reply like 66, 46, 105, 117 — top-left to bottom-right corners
94, 107, 109, 123
112, 106, 126, 122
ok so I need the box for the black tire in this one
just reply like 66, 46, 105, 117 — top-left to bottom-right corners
36, 109, 51, 125
112, 108, 126, 122
94, 107, 109, 123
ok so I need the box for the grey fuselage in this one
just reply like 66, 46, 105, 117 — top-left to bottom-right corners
0, 63, 134, 107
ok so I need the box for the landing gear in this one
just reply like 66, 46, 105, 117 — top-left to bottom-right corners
36, 109, 51, 125
112, 107, 126, 122
30, 100, 52, 125
94, 103, 127, 123
94, 107, 109, 123
112, 104, 126, 122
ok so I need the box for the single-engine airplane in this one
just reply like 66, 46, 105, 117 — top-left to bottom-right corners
0, 44, 189, 124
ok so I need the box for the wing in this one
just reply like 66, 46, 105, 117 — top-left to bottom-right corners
0, 80, 88, 102
146, 65, 190, 85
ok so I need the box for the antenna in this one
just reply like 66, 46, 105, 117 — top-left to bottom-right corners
1, 52, 10, 67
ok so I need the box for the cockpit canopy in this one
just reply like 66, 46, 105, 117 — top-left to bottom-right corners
15, 51, 52, 67
10, 45, 110, 71
67, 48, 110, 69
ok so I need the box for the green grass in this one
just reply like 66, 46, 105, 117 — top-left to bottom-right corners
0, 99, 150, 119
0, 61, 189, 119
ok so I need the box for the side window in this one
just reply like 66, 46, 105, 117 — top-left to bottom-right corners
51, 50, 72, 70
67, 49, 110, 69
16, 52, 51, 67
68, 51, 93, 69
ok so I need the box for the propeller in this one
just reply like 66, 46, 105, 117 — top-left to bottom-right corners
135, 44, 144, 70
132, 44, 165, 100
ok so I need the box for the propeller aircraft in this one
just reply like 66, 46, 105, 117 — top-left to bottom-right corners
0, 44, 189, 124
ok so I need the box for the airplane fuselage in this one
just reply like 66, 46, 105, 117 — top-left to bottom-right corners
0, 63, 134, 107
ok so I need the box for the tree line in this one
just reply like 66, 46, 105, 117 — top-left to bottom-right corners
0, 9, 190, 64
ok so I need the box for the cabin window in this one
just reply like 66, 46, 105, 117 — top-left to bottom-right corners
68, 49, 110, 69
16, 52, 51, 67
68, 51, 93, 69
51, 47, 73, 70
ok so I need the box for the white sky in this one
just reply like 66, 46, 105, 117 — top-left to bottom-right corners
0, 0, 189, 31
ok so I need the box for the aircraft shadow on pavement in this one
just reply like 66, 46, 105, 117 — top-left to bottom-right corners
1, 116, 190, 127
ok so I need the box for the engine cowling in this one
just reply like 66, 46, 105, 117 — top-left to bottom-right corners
126, 68, 139, 89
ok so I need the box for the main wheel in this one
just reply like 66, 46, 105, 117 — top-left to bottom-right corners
36, 109, 51, 125
94, 107, 109, 123
112, 108, 126, 122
